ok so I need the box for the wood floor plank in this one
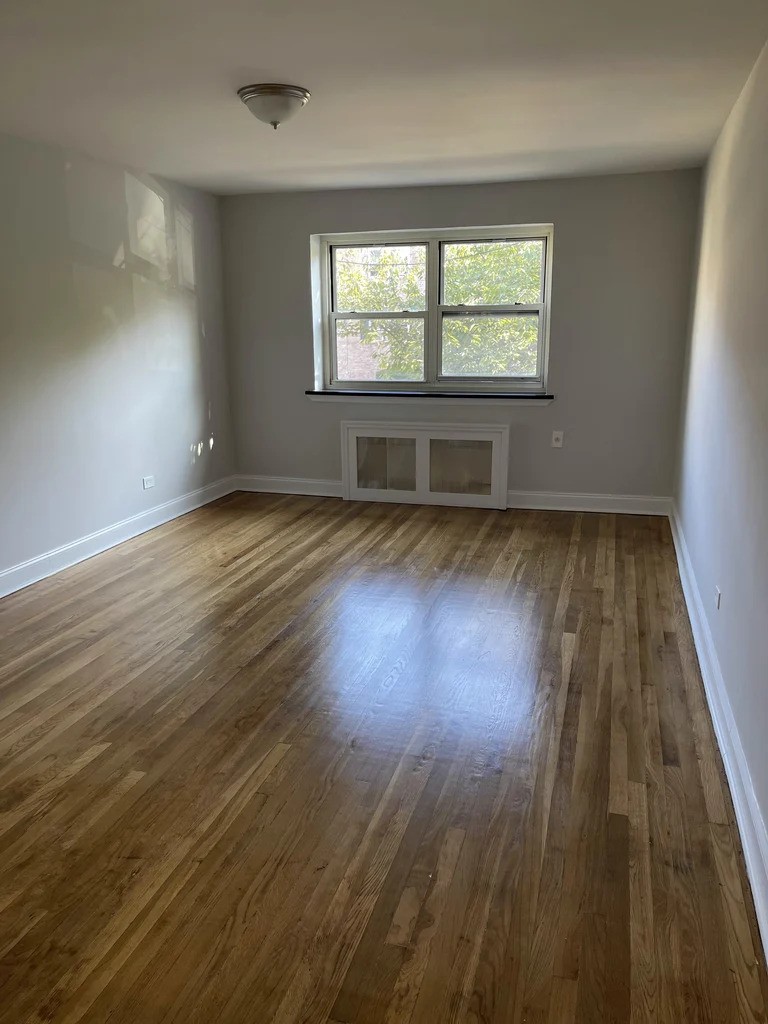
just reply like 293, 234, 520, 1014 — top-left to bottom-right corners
0, 494, 764, 1023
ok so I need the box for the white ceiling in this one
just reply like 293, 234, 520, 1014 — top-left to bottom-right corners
1, 0, 766, 194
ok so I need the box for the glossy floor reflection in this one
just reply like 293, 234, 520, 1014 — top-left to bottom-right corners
0, 493, 765, 1023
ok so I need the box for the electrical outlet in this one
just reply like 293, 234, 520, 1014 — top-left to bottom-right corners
551, 430, 564, 448
142, 475, 155, 490
715, 586, 722, 610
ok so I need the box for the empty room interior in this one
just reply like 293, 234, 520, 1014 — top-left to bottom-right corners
2, 1, 768, 1021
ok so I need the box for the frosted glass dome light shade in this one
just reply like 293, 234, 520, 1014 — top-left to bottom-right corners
237, 83, 311, 130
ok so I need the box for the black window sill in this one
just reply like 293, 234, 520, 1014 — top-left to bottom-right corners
305, 389, 554, 401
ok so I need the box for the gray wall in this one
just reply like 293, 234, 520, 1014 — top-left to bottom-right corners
222, 170, 700, 495
676, 44, 768, 841
0, 134, 233, 574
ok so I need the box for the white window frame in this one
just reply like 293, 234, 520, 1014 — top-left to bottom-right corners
310, 224, 554, 394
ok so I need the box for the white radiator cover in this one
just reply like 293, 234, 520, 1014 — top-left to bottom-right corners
341, 421, 509, 509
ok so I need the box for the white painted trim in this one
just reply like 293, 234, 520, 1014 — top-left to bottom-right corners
231, 476, 670, 516
0, 477, 237, 600
232, 475, 344, 498
507, 490, 672, 515
2, 478, 666, 601
669, 505, 768, 952
341, 421, 509, 510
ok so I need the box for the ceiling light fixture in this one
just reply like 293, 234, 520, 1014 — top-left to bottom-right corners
237, 83, 311, 130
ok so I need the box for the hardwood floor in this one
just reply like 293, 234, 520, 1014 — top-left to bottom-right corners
0, 492, 765, 1023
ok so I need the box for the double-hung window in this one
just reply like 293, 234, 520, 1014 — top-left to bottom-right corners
312, 224, 553, 394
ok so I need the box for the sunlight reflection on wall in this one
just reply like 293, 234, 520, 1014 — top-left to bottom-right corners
0, 135, 231, 570
65, 163, 218, 481
125, 174, 169, 275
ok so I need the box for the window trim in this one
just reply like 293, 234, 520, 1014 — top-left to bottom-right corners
311, 224, 554, 394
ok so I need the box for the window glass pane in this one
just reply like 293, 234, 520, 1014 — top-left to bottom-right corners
335, 318, 424, 382
442, 239, 543, 305
441, 313, 539, 377
357, 436, 416, 490
334, 245, 426, 312
430, 439, 492, 495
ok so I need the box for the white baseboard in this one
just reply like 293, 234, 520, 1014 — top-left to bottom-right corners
0, 479, 669, 602
0, 477, 236, 600
670, 506, 768, 952
507, 490, 671, 515
232, 475, 344, 498
232, 476, 670, 516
